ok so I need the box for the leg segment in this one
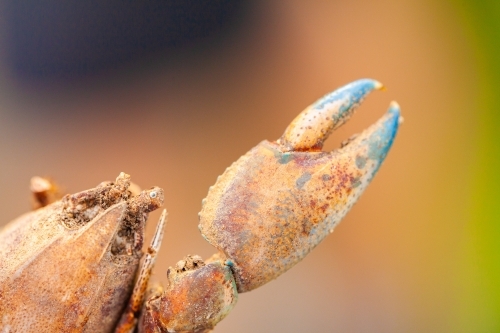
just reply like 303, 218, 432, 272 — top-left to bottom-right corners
115, 209, 168, 333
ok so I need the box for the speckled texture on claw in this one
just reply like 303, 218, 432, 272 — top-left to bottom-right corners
140, 258, 238, 332
199, 81, 401, 292
279, 79, 384, 152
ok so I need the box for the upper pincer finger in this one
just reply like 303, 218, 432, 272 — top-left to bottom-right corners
279, 79, 384, 152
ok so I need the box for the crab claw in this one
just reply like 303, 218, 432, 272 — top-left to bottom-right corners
199, 80, 402, 292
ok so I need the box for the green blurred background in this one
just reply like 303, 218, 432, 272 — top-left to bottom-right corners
454, 1, 500, 331
0, 1, 498, 332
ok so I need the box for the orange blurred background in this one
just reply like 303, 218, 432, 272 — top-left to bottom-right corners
0, 1, 494, 332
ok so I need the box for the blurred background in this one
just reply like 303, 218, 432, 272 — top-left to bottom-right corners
0, 0, 498, 332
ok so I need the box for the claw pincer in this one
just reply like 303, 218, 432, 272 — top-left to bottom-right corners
199, 79, 400, 292
143, 79, 402, 332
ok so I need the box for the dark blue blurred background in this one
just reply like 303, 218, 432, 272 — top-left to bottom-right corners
5, 1, 249, 80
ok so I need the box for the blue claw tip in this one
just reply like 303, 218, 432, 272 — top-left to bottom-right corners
366, 101, 401, 170
312, 78, 383, 116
